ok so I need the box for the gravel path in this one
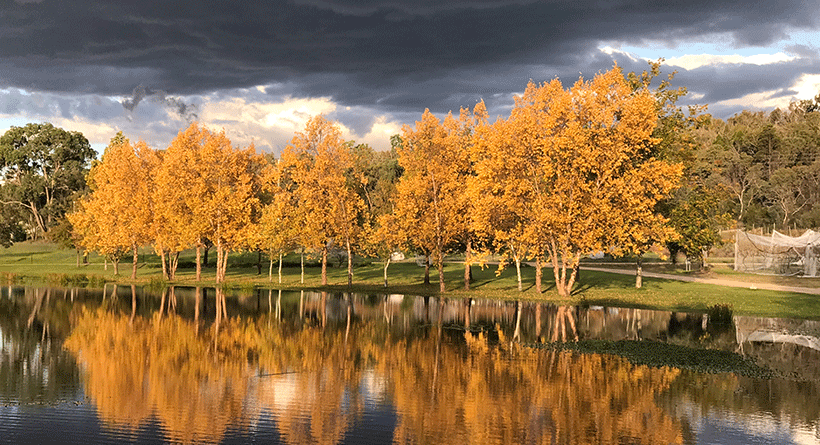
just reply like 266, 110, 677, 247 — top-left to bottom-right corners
580, 266, 820, 295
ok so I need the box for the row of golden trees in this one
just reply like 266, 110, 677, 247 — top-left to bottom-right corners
70, 65, 682, 294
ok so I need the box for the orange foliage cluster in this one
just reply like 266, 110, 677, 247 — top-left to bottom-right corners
69, 65, 680, 295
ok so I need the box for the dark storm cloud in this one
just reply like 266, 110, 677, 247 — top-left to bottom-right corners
0, 0, 819, 118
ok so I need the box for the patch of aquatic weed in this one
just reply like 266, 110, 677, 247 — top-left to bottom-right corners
532, 340, 775, 379
45, 273, 107, 288
145, 277, 169, 292
0, 271, 22, 284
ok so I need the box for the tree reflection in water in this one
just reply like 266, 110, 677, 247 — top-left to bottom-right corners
62, 292, 699, 445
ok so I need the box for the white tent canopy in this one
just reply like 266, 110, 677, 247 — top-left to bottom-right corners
735, 229, 820, 277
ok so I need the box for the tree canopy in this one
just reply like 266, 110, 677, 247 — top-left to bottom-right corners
0, 123, 95, 242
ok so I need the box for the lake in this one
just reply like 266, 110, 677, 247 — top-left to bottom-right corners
1, 284, 819, 444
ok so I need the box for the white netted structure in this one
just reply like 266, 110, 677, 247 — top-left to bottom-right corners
735, 230, 820, 277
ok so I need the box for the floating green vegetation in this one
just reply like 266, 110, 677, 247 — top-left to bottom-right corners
534, 340, 775, 379
707, 303, 734, 326
45, 273, 107, 288
145, 276, 169, 292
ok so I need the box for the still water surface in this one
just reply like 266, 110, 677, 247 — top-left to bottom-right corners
1, 284, 819, 444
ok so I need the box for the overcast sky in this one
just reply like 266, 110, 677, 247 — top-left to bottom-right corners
1, 0, 819, 154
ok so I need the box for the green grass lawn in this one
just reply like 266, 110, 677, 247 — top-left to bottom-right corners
2, 241, 820, 320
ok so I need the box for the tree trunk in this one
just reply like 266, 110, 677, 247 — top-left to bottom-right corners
300, 250, 305, 284
346, 238, 353, 287
464, 240, 472, 291
221, 250, 229, 283
635, 255, 643, 289
216, 244, 224, 284
203, 245, 209, 267
169, 252, 179, 280
160, 250, 169, 280
321, 245, 328, 285
131, 245, 139, 280
269, 255, 274, 282
437, 250, 445, 292
256, 250, 262, 275
113, 258, 119, 276
196, 244, 202, 281
514, 254, 522, 292
535, 256, 543, 293
424, 254, 431, 284
76, 249, 80, 268
383, 257, 391, 287
278, 252, 283, 284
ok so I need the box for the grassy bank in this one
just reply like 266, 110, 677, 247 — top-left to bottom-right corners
2, 241, 819, 320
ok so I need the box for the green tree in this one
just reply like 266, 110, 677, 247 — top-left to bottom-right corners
0, 123, 95, 240
667, 187, 730, 267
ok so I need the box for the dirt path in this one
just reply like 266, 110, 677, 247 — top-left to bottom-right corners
580, 266, 820, 296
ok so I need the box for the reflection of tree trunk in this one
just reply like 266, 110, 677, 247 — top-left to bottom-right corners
464, 298, 472, 330
321, 291, 327, 329
27, 288, 45, 329
552, 306, 579, 342
195, 287, 201, 334
300, 290, 304, 320
168, 286, 177, 314
159, 287, 167, 320
277, 289, 282, 321
130, 284, 137, 325
383, 295, 391, 324
535, 303, 543, 343
214, 287, 224, 349
432, 298, 444, 393
513, 300, 523, 342
345, 296, 352, 343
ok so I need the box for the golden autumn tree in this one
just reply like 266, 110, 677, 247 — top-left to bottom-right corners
470, 111, 544, 292
154, 123, 266, 283
253, 160, 300, 283
154, 123, 213, 281
508, 66, 681, 297
279, 115, 364, 286
200, 132, 266, 283
152, 125, 206, 280
70, 133, 157, 279
393, 107, 478, 292
362, 212, 407, 287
